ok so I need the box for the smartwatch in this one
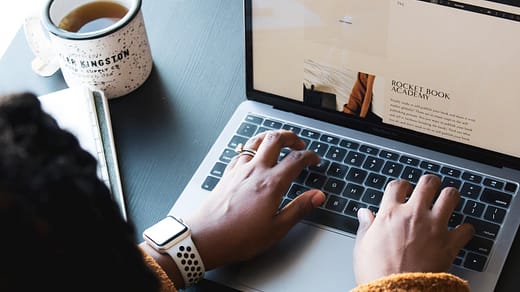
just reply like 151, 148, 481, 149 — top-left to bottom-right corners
143, 216, 205, 286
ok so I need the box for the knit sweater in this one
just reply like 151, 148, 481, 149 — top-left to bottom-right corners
142, 252, 469, 292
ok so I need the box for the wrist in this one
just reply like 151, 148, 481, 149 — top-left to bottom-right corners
142, 216, 206, 287
139, 241, 186, 288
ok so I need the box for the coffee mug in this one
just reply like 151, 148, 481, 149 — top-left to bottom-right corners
24, 0, 153, 98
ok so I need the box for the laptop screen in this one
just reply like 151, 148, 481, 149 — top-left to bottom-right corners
247, 0, 520, 169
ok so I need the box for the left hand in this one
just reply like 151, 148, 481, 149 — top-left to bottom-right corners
186, 130, 326, 270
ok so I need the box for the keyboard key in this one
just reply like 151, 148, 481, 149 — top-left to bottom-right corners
399, 156, 420, 166
342, 183, 365, 200
465, 236, 493, 255
441, 177, 462, 190
340, 139, 360, 150
305, 173, 327, 189
464, 217, 500, 240
464, 253, 487, 272
323, 178, 346, 195
345, 151, 366, 167
301, 129, 320, 139
320, 134, 340, 144
202, 176, 219, 191
483, 178, 504, 190
505, 182, 518, 193
401, 166, 423, 183
245, 115, 263, 124
362, 189, 383, 206
448, 213, 464, 228
462, 172, 483, 184
440, 166, 461, 178
463, 200, 485, 217
237, 122, 258, 137
306, 208, 359, 234
346, 168, 368, 184
344, 201, 367, 217
420, 161, 440, 172
263, 119, 282, 129
483, 206, 507, 224
309, 141, 329, 156
325, 195, 348, 212
362, 156, 384, 172
379, 150, 399, 161
287, 184, 310, 199
325, 146, 347, 162
300, 138, 311, 149
282, 124, 301, 134
210, 162, 227, 177
327, 162, 348, 179
309, 159, 330, 173
228, 135, 248, 149
359, 145, 380, 155
480, 188, 512, 208
382, 161, 404, 177
219, 149, 237, 163
365, 173, 387, 190
460, 182, 481, 199
256, 127, 270, 134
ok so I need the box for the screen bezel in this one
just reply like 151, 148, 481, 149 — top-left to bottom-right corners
243, 0, 520, 171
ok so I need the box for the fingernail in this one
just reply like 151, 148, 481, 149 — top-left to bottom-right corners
311, 192, 325, 208
357, 208, 370, 222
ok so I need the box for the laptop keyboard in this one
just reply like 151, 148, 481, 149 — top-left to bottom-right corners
201, 114, 518, 273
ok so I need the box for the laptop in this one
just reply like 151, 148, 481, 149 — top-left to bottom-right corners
170, 0, 520, 291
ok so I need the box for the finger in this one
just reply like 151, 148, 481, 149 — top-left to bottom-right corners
356, 208, 375, 239
273, 150, 320, 183
380, 179, 411, 208
236, 134, 264, 164
255, 130, 306, 166
431, 187, 461, 224
407, 174, 441, 210
225, 154, 240, 174
276, 190, 325, 233
447, 223, 475, 255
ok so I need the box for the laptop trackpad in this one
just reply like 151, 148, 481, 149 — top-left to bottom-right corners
206, 222, 357, 292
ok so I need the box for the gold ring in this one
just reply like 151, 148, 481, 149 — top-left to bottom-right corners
235, 143, 257, 157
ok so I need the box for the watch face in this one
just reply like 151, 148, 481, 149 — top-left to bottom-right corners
144, 216, 188, 246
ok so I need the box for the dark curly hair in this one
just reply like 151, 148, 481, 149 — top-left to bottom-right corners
0, 93, 160, 291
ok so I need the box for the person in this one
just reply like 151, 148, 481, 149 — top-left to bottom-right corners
343, 72, 383, 123
0, 92, 474, 291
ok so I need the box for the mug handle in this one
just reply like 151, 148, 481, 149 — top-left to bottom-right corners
23, 15, 60, 77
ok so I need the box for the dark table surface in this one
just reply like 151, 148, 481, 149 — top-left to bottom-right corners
0, 0, 518, 291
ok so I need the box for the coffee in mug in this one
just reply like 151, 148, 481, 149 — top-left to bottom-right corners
58, 1, 129, 33
24, 0, 153, 99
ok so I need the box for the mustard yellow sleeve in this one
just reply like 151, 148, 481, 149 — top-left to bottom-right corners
141, 250, 178, 292
350, 272, 470, 292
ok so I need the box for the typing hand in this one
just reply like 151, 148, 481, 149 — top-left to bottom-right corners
353, 174, 475, 284
186, 130, 325, 270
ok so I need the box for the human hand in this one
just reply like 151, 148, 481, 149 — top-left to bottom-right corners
353, 174, 475, 284
186, 130, 326, 270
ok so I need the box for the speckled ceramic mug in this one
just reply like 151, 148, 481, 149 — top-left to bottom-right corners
26, 0, 152, 98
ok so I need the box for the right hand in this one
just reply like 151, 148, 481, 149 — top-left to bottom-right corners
353, 174, 475, 284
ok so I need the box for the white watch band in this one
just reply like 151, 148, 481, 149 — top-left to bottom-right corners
164, 234, 205, 286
